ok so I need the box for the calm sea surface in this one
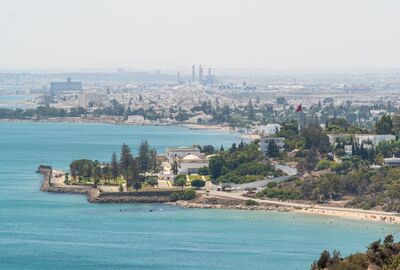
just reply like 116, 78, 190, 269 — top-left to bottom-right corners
0, 95, 34, 109
0, 122, 398, 270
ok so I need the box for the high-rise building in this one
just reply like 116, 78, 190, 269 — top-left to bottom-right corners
199, 65, 203, 84
50, 78, 82, 93
192, 65, 195, 83
177, 72, 181, 84
207, 68, 214, 85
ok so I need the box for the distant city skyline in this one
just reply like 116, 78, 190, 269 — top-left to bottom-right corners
1, 0, 400, 71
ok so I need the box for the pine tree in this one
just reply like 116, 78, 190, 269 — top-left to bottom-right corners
247, 99, 255, 120
229, 143, 237, 153
267, 140, 279, 157
111, 152, 119, 179
220, 145, 224, 152
149, 148, 159, 172
92, 161, 101, 187
126, 159, 140, 189
138, 140, 150, 172
119, 143, 134, 180
238, 140, 245, 151
172, 160, 179, 175
102, 164, 111, 184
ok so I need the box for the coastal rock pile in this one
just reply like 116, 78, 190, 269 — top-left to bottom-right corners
89, 190, 176, 203
90, 194, 171, 203
175, 195, 293, 212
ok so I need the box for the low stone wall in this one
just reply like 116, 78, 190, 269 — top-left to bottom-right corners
91, 190, 175, 203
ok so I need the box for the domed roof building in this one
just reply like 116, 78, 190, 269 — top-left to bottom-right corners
178, 153, 209, 174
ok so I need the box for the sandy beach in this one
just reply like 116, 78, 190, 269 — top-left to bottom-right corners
183, 192, 400, 224
294, 206, 400, 224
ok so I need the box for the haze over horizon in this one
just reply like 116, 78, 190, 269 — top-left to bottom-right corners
1, 0, 400, 72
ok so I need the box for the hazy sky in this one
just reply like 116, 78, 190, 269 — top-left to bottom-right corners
1, 0, 400, 71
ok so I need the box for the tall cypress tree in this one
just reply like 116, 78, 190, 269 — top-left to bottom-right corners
111, 152, 119, 179
247, 99, 255, 120
127, 159, 140, 189
149, 148, 159, 172
267, 140, 279, 157
119, 143, 134, 180
138, 140, 150, 172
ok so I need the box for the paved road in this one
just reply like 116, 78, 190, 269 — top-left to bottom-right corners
273, 164, 298, 176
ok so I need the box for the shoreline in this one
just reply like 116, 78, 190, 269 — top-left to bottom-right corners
1, 118, 254, 139
175, 193, 400, 224
175, 200, 400, 224
39, 168, 400, 224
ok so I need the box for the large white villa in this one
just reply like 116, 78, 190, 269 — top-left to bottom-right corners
165, 147, 209, 175
177, 154, 209, 174
166, 147, 201, 163
328, 134, 396, 146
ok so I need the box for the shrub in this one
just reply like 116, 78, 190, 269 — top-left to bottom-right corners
267, 181, 277, 188
257, 187, 300, 200
170, 189, 196, 201
174, 176, 186, 190
180, 189, 196, 200
145, 176, 158, 187
170, 192, 180, 202
316, 159, 334, 171
244, 199, 259, 206
175, 174, 186, 181
191, 179, 205, 188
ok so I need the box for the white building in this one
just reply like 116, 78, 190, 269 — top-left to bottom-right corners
256, 124, 281, 136
80, 91, 106, 108
126, 115, 145, 123
384, 156, 400, 167
344, 145, 353, 156
260, 137, 285, 155
177, 154, 209, 174
328, 134, 396, 147
355, 134, 396, 146
166, 147, 202, 163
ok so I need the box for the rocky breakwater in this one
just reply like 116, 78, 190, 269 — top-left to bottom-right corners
175, 194, 293, 212
89, 190, 176, 203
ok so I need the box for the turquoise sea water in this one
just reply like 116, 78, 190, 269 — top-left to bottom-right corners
0, 95, 33, 109
0, 122, 398, 270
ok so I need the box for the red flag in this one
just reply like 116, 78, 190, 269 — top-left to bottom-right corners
296, 104, 302, 112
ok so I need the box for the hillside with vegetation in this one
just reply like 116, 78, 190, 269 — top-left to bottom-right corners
256, 116, 400, 213
311, 235, 400, 270
257, 168, 400, 212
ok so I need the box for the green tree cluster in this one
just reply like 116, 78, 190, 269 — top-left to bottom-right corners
311, 235, 400, 270
69, 142, 160, 190
208, 141, 282, 184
